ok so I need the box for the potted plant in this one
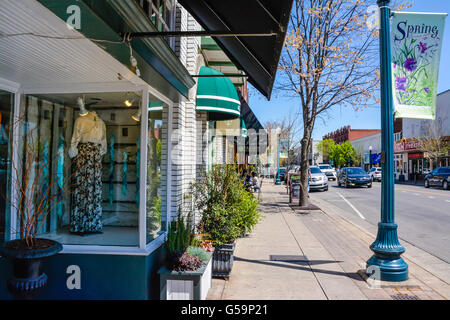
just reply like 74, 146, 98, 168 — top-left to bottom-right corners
190, 165, 260, 278
158, 209, 213, 300
0, 120, 74, 299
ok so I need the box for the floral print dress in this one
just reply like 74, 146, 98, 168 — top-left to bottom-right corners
70, 142, 103, 234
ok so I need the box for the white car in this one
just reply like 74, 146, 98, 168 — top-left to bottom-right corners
318, 164, 337, 180
368, 167, 382, 182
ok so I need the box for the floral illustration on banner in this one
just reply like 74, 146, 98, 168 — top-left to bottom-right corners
392, 32, 440, 107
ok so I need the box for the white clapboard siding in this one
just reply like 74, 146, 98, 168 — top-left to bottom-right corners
167, 280, 194, 300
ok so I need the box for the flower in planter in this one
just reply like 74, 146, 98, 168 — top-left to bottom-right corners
200, 241, 214, 253
171, 250, 203, 272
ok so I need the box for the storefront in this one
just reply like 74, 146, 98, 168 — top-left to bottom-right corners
0, 0, 192, 299
0, 0, 292, 300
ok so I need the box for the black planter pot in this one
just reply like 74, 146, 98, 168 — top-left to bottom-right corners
212, 241, 236, 279
0, 238, 62, 299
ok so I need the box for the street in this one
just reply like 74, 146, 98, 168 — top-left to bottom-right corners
311, 180, 450, 263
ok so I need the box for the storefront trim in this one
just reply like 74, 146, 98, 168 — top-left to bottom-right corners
59, 232, 167, 256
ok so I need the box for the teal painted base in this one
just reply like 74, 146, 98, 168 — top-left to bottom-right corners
366, 255, 409, 282
367, 222, 408, 281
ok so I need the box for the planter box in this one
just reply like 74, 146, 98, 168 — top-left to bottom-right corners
158, 253, 212, 300
212, 242, 236, 279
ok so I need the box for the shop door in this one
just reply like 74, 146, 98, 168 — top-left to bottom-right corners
0, 90, 13, 243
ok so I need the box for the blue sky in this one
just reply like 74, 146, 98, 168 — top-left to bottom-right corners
249, 0, 450, 140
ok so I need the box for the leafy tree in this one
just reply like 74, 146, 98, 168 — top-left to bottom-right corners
330, 141, 359, 167
317, 139, 335, 163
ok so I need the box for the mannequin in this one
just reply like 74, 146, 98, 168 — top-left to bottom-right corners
69, 97, 107, 235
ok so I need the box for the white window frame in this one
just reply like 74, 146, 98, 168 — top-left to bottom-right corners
5, 81, 174, 256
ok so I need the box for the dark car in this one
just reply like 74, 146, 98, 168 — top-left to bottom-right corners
337, 167, 372, 188
424, 166, 450, 190
279, 167, 287, 182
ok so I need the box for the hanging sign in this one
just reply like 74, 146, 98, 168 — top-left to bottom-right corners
391, 12, 447, 120
280, 139, 289, 159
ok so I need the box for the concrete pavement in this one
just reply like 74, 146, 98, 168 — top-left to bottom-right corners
206, 182, 449, 300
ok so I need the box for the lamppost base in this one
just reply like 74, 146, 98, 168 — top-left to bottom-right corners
275, 179, 281, 185
366, 222, 408, 282
366, 255, 409, 282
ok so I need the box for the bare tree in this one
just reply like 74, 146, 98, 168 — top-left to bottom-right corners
277, 0, 410, 206
264, 108, 302, 172
417, 121, 450, 168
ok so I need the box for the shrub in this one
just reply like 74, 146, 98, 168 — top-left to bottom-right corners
190, 165, 261, 246
166, 208, 194, 258
186, 246, 210, 262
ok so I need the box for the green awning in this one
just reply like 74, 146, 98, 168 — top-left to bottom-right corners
196, 66, 241, 121
149, 101, 163, 120
241, 118, 247, 138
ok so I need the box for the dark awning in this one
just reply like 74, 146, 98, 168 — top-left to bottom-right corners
239, 91, 264, 132
178, 0, 293, 100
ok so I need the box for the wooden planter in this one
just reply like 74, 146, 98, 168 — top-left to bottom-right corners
158, 253, 212, 300
212, 241, 236, 279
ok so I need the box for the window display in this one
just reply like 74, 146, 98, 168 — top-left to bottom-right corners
15, 92, 147, 246
0, 90, 13, 244
146, 100, 166, 244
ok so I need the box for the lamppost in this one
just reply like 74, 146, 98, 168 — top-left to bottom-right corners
369, 145, 373, 170
366, 0, 408, 281
275, 129, 281, 185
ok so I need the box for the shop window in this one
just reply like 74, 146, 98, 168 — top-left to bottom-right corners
14, 92, 145, 246
0, 90, 13, 244
146, 100, 167, 244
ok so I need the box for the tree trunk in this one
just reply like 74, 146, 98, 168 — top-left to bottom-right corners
299, 133, 311, 207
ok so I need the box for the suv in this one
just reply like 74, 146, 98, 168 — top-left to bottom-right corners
318, 164, 337, 180
368, 167, 382, 182
337, 167, 372, 188
424, 167, 450, 190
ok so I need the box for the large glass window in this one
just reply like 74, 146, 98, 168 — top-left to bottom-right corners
15, 92, 143, 246
0, 90, 13, 244
146, 98, 167, 244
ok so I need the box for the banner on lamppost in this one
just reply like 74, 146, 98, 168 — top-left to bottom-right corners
391, 12, 447, 120
280, 139, 289, 159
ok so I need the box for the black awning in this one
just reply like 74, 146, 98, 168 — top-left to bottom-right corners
178, 0, 293, 100
239, 92, 264, 132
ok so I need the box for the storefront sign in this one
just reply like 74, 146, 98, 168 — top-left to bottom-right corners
394, 138, 422, 152
391, 12, 447, 120
408, 152, 423, 159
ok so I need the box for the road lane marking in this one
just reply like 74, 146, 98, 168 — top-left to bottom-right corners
428, 196, 435, 199
372, 183, 450, 197
414, 193, 419, 196
337, 192, 366, 220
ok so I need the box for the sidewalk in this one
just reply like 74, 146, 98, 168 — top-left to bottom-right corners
206, 182, 449, 300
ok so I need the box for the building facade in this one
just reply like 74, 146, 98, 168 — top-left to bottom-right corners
394, 90, 450, 181
323, 125, 381, 144
0, 0, 290, 299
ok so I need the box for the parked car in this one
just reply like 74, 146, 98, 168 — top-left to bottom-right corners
309, 166, 328, 191
318, 164, 337, 180
337, 167, 372, 188
424, 166, 450, 190
279, 167, 287, 181
368, 167, 382, 182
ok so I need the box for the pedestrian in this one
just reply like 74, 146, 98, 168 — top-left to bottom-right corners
251, 171, 260, 193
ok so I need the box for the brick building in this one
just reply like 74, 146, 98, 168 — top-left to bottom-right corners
323, 125, 381, 144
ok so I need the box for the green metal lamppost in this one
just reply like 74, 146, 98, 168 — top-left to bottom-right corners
366, 0, 408, 281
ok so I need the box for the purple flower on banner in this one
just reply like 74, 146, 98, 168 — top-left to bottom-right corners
393, 61, 397, 68
424, 88, 430, 93
419, 42, 427, 53
404, 58, 417, 72
396, 77, 407, 92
